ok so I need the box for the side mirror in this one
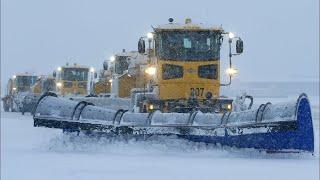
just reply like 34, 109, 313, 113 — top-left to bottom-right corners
103, 61, 108, 70
94, 72, 98, 79
236, 39, 244, 54
138, 38, 146, 54
53, 71, 56, 78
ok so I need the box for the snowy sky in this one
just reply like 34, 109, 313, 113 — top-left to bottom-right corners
1, 0, 319, 93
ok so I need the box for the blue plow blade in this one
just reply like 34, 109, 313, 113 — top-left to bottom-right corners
184, 94, 314, 153
33, 93, 314, 153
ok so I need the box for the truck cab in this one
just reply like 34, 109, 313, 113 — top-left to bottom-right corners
136, 18, 244, 113
94, 50, 148, 98
11, 74, 38, 93
54, 63, 92, 96
2, 73, 38, 112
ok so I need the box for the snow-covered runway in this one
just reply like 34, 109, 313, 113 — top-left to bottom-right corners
1, 97, 319, 180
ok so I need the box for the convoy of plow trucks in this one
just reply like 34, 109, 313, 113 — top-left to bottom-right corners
2, 18, 315, 153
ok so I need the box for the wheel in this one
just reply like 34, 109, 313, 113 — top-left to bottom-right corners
10, 101, 17, 112
3, 106, 9, 112
3, 102, 10, 112
21, 104, 26, 115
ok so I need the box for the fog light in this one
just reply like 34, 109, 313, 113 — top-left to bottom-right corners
228, 32, 235, 39
227, 104, 232, 110
205, 92, 213, 99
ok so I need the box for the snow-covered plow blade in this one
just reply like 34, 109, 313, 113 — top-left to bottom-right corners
33, 93, 314, 153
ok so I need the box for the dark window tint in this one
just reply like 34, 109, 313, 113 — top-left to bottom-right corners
16, 76, 37, 87
162, 64, 183, 80
115, 56, 129, 74
155, 31, 222, 61
62, 68, 88, 81
14, 76, 37, 91
198, 64, 218, 79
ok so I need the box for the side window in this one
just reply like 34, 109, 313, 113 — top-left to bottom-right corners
198, 64, 218, 79
115, 57, 129, 74
207, 38, 211, 50
183, 38, 192, 48
162, 64, 184, 80
155, 35, 161, 57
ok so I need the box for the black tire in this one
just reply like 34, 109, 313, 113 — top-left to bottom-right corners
4, 106, 9, 112
21, 104, 26, 115
3, 101, 9, 112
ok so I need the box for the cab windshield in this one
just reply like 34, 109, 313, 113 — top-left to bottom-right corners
16, 76, 37, 87
62, 68, 88, 81
155, 31, 222, 61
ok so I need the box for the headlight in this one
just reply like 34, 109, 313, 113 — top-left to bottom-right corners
228, 32, 235, 39
110, 55, 115, 62
57, 67, 62, 72
56, 82, 62, 88
90, 67, 95, 72
13, 75, 16, 79
226, 68, 238, 76
227, 104, 232, 110
145, 66, 156, 75
149, 104, 154, 110
12, 87, 17, 91
108, 79, 113, 83
147, 32, 154, 39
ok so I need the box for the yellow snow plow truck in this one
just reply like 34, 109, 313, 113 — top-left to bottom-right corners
93, 49, 148, 97
53, 63, 96, 96
2, 73, 38, 113
31, 75, 56, 94
134, 18, 245, 113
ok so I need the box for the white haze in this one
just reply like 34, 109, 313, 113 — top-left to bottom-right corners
1, 0, 319, 94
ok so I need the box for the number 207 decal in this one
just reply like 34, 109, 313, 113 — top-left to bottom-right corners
190, 88, 204, 96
